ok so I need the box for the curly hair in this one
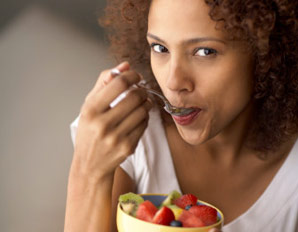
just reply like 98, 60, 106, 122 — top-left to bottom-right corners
100, 0, 298, 153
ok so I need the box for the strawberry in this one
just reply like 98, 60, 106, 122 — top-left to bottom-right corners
178, 210, 206, 227
136, 200, 158, 222
174, 194, 198, 209
188, 205, 217, 226
152, 206, 175, 225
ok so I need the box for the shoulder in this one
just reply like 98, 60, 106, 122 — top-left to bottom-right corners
224, 139, 298, 232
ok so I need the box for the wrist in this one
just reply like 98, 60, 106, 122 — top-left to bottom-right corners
69, 155, 115, 184
67, 158, 115, 198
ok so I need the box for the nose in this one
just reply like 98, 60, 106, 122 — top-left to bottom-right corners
166, 57, 194, 93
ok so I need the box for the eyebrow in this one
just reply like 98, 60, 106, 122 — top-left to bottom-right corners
147, 33, 226, 45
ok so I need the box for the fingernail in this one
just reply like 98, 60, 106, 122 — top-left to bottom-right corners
111, 68, 121, 77
209, 229, 219, 232
146, 98, 153, 110
147, 97, 153, 105
111, 61, 130, 77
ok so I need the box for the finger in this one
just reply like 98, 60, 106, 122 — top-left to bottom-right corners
115, 99, 152, 136
115, 119, 148, 159
126, 118, 149, 149
103, 62, 130, 86
95, 70, 142, 112
84, 62, 130, 104
102, 118, 149, 166
96, 62, 130, 91
105, 88, 148, 126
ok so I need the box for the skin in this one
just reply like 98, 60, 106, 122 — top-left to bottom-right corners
147, 0, 255, 147
64, 0, 297, 231
64, 62, 152, 232
148, 0, 254, 155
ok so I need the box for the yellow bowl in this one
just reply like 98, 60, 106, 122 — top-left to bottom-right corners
117, 194, 224, 232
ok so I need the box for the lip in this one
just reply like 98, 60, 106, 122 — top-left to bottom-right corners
172, 108, 201, 125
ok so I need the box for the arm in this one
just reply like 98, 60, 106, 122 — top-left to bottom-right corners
64, 167, 114, 232
64, 62, 151, 232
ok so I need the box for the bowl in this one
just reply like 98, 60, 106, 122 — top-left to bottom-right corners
117, 194, 224, 232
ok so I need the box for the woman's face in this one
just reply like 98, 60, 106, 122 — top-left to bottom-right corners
147, 0, 255, 145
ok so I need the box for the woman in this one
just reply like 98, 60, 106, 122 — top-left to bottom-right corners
64, 0, 298, 231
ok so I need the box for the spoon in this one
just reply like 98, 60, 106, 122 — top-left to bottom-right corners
111, 69, 195, 116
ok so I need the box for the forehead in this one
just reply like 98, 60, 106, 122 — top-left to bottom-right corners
148, 0, 225, 41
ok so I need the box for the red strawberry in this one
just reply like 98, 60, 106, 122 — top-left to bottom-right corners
178, 210, 205, 227
174, 194, 198, 209
188, 205, 217, 226
152, 206, 175, 226
136, 200, 158, 222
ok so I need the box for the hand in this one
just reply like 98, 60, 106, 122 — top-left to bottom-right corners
70, 61, 152, 183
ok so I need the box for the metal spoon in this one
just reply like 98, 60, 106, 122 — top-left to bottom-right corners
111, 69, 195, 116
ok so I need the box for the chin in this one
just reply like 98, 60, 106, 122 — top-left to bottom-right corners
177, 126, 209, 146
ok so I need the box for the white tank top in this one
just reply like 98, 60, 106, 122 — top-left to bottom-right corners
70, 108, 298, 232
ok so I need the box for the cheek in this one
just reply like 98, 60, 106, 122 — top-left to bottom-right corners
204, 60, 254, 130
219, 61, 253, 112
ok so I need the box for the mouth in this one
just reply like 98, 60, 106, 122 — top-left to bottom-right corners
171, 108, 201, 125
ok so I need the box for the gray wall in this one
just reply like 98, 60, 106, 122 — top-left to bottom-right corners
0, 2, 114, 231
0, 0, 106, 38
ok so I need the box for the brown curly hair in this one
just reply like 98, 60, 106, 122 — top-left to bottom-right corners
100, 0, 298, 153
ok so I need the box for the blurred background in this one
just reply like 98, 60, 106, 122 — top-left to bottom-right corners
0, 0, 114, 231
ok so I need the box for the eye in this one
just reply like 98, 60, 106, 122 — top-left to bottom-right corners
150, 43, 169, 53
195, 48, 217, 57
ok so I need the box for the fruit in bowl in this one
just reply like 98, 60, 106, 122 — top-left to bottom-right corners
117, 191, 224, 232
